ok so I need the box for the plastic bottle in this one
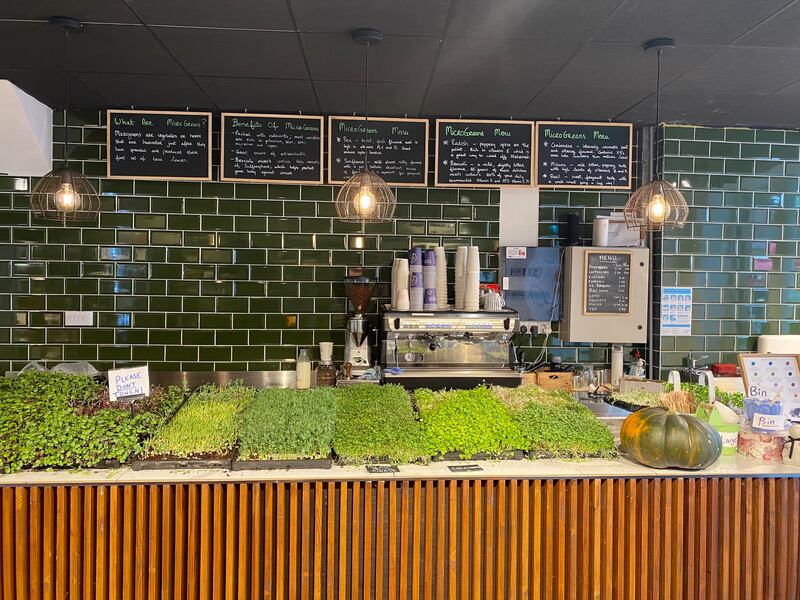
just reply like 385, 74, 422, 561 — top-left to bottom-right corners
296, 349, 311, 390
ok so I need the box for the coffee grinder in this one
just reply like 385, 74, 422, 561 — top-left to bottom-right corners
344, 276, 376, 376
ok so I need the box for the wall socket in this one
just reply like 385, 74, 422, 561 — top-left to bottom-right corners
520, 321, 552, 336
64, 311, 94, 327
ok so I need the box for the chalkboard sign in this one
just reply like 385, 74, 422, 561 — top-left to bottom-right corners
584, 251, 631, 315
435, 119, 534, 187
535, 121, 632, 189
328, 116, 428, 186
220, 113, 323, 184
107, 110, 212, 181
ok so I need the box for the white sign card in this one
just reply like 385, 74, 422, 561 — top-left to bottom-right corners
739, 354, 800, 421
108, 366, 150, 402
660, 286, 692, 336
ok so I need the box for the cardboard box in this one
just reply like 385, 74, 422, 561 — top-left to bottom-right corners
534, 371, 573, 392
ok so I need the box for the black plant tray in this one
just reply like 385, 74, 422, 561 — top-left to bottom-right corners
90, 459, 127, 469
436, 450, 525, 461
231, 449, 332, 471
131, 454, 233, 471
606, 398, 647, 413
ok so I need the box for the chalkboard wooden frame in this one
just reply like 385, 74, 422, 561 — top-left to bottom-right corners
327, 115, 429, 187
220, 112, 324, 184
582, 250, 632, 316
106, 109, 213, 181
434, 119, 535, 188
534, 121, 633, 190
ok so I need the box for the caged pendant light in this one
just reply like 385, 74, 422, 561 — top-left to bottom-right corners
30, 17, 100, 222
623, 37, 688, 231
334, 29, 396, 223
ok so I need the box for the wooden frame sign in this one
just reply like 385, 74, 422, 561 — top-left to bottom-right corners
327, 116, 429, 187
535, 121, 633, 189
107, 109, 212, 181
435, 119, 534, 187
739, 353, 800, 413
583, 250, 632, 315
220, 113, 324, 184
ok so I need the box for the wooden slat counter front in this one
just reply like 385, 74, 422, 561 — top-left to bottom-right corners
1, 457, 799, 600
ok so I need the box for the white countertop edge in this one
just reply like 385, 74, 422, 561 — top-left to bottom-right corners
1, 455, 799, 486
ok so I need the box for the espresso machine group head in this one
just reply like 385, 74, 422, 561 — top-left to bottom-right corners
344, 277, 376, 375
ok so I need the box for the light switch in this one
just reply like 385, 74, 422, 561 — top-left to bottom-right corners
64, 311, 94, 327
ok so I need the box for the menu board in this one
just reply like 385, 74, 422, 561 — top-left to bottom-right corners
328, 116, 428, 186
220, 113, 323, 184
584, 251, 631, 314
107, 110, 212, 181
535, 121, 632, 189
434, 119, 534, 187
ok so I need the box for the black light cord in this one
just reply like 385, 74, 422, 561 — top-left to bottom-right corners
63, 26, 70, 166
363, 40, 369, 172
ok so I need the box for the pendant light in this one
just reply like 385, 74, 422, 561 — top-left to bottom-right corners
334, 29, 397, 223
623, 37, 688, 231
30, 16, 101, 222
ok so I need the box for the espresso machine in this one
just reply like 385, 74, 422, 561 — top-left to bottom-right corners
380, 307, 523, 389
344, 277, 376, 376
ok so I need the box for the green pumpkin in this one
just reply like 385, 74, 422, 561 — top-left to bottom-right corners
620, 407, 722, 470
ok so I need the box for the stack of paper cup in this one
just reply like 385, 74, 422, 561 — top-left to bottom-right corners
464, 246, 480, 311
423, 250, 438, 310
454, 246, 468, 309
394, 258, 409, 310
434, 246, 447, 309
408, 247, 424, 310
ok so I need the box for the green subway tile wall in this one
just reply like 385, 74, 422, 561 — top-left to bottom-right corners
0, 110, 639, 372
656, 124, 800, 374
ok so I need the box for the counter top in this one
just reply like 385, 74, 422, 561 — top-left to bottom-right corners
1, 454, 798, 486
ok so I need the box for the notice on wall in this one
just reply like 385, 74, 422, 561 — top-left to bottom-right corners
107, 110, 212, 180
328, 116, 428, 186
660, 287, 692, 336
435, 119, 534, 187
221, 113, 323, 184
108, 366, 150, 402
535, 121, 632, 189
583, 251, 631, 315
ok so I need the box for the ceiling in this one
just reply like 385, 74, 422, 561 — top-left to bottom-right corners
2, 0, 800, 128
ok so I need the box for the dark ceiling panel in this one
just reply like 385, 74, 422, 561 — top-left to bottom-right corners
301, 33, 439, 83
433, 37, 579, 86
74, 72, 213, 109
446, 0, 622, 40
422, 83, 535, 117
724, 93, 800, 128
197, 77, 318, 113
519, 85, 649, 121
617, 89, 755, 125
0, 22, 180, 75
548, 42, 719, 90
290, 0, 452, 35
0, 0, 137, 24
668, 47, 800, 94
1, 71, 108, 108
315, 81, 426, 116
733, 3, 800, 48
153, 28, 307, 79
128, 0, 294, 30
593, 0, 790, 44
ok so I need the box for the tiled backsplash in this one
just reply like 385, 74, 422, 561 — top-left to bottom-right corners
656, 124, 800, 374
0, 110, 637, 372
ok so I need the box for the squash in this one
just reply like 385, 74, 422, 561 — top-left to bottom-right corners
620, 406, 722, 470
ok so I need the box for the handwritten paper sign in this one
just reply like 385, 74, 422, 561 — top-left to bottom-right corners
739, 354, 800, 420
108, 366, 150, 402
752, 412, 785, 432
